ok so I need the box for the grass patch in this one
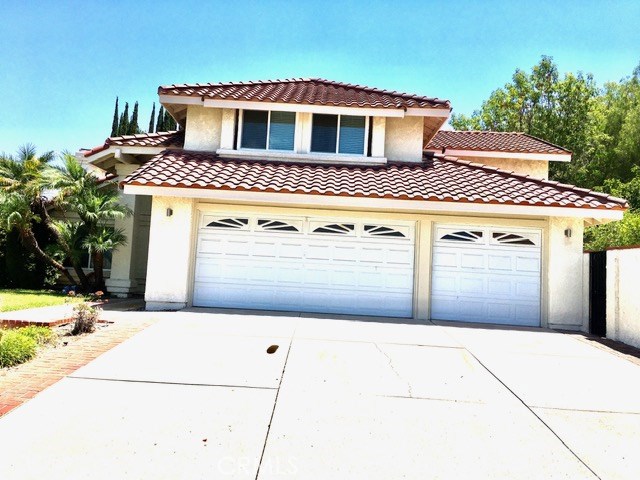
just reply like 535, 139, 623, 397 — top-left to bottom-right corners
0, 289, 82, 312
0, 329, 38, 368
19, 325, 58, 345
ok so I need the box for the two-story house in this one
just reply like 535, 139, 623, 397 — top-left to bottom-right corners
82, 78, 627, 330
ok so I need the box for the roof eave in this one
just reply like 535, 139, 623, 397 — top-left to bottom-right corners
158, 94, 450, 118
122, 183, 625, 221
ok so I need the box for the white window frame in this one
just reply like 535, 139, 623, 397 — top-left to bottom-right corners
310, 114, 370, 156
236, 109, 297, 152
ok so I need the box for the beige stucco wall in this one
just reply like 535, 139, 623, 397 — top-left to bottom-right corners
144, 196, 196, 310
606, 248, 640, 348
463, 156, 549, 179
184, 106, 222, 151
385, 116, 424, 162
546, 217, 586, 331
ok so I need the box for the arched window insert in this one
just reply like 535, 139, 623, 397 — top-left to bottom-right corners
492, 232, 536, 246
206, 218, 249, 229
440, 231, 483, 242
364, 225, 407, 238
257, 219, 301, 232
312, 223, 355, 235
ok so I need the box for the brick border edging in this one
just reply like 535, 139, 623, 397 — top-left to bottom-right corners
0, 316, 158, 417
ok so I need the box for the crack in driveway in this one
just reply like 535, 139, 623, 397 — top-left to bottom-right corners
374, 343, 413, 398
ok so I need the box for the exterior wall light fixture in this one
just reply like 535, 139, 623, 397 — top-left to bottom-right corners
564, 228, 572, 238
166, 208, 173, 217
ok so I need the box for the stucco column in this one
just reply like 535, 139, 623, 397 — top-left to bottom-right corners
546, 217, 586, 331
144, 196, 196, 310
105, 163, 142, 297
415, 219, 432, 320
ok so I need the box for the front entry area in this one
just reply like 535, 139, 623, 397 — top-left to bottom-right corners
430, 225, 542, 326
193, 212, 415, 317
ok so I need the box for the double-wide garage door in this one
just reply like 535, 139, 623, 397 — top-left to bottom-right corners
193, 213, 415, 317
431, 225, 542, 326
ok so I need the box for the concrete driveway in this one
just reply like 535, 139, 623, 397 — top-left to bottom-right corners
0, 310, 639, 479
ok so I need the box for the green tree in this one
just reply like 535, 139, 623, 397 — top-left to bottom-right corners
450, 56, 602, 186
0, 146, 75, 285
110, 97, 119, 137
156, 105, 165, 132
118, 102, 130, 136
164, 109, 176, 131
83, 227, 127, 290
148, 102, 156, 133
51, 154, 131, 290
128, 101, 140, 135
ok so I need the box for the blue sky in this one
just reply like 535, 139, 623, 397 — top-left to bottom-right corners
1, 0, 638, 156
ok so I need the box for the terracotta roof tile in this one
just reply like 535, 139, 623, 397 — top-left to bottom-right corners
84, 131, 184, 157
122, 150, 627, 211
426, 131, 571, 155
158, 78, 451, 110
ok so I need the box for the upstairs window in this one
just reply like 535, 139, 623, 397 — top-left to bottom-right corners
240, 110, 295, 151
311, 114, 366, 155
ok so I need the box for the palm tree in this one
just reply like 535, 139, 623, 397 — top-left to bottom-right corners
83, 227, 127, 291
0, 191, 75, 285
0, 145, 76, 285
52, 154, 132, 291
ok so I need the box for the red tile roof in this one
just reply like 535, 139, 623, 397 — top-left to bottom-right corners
83, 131, 184, 157
426, 131, 571, 155
122, 150, 627, 211
158, 78, 451, 110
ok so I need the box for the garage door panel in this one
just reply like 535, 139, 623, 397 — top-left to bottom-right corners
432, 225, 541, 327
516, 256, 540, 273
460, 253, 485, 269
432, 251, 458, 268
459, 277, 484, 294
487, 278, 511, 296
194, 216, 415, 317
487, 254, 512, 270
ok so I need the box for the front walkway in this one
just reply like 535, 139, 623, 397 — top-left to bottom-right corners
0, 306, 157, 416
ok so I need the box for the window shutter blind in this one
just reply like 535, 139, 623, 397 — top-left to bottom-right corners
241, 110, 268, 149
268, 111, 295, 150
311, 114, 338, 153
338, 115, 365, 154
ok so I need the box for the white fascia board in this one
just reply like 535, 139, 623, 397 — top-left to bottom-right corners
123, 184, 623, 220
404, 107, 451, 118
159, 95, 205, 106
202, 99, 406, 117
85, 146, 164, 165
438, 148, 572, 162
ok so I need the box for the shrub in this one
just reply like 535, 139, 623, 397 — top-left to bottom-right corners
71, 303, 100, 335
0, 330, 37, 367
19, 325, 57, 345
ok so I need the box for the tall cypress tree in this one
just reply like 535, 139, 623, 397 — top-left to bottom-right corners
110, 97, 119, 137
148, 103, 156, 133
164, 110, 177, 131
129, 102, 140, 135
118, 102, 130, 136
156, 106, 165, 132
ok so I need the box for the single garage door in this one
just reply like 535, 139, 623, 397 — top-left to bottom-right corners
193, 213, 415, 317
431, 225, 541, 326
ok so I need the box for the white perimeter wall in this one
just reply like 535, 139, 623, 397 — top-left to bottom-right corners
606, 248, 640, 348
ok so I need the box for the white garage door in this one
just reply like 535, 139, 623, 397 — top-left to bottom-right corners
431, 225, 541, 326
193, 213, 415, 317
